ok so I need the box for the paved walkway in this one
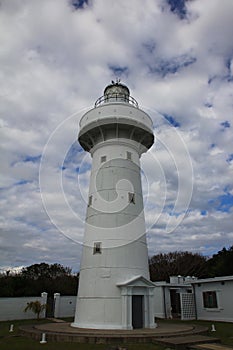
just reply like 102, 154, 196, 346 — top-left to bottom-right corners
156, 334, 220, 349
192, 344, 233, 350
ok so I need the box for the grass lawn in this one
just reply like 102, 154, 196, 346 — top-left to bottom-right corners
159, 319, 233, 347
190, 320, 233, 347
0, 318, 233, 350
0, 319, 163, 350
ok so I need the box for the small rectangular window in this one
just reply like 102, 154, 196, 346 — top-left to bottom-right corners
101, 155, 106, 163
93, 242, 102, 255
126, 151, 132, 160
88, 195, 92, 206
128, 192, 135, 204
203, 291, 218, 308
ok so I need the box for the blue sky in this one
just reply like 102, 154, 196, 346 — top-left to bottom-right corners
0, 0, 233, 273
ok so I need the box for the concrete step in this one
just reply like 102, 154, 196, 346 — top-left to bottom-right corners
190, 344, 233, 350
155, 334, 220, 349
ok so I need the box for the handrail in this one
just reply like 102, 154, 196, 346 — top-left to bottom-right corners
95, 93, 138, 108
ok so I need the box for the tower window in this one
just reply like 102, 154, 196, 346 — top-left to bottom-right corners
88, 195, 93, 206
126, 151, 132, 160
93, 242, 102, 254
101, 155, 106, 163
128, 192, 135, 204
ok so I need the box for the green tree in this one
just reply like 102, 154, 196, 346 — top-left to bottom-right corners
0, 263, 78, 297
149, 251, 208, 282
24, 300, 47, 320
206, 246, 233, 277
21, 263, 72, 279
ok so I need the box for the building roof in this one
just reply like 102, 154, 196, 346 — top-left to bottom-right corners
153, 281, 192, 288
190, 275, 233, 284
153, 275, 233, 287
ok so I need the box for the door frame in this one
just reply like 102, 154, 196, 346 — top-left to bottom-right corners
118, 276, 155, 329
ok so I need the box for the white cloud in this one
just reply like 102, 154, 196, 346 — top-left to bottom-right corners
0, 0, 233, 272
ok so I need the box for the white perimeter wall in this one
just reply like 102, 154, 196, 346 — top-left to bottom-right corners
0, 293, 76, 321
0, 293, 47, 321
154, 286, 165, 319
54, 294, 76, 318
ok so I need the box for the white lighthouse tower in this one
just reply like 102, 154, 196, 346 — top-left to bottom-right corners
72, 81, 155, 330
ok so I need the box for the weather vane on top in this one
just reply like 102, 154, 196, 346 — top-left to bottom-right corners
111, 78, 121, 84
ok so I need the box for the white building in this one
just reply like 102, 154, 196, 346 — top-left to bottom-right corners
72, 82, 155, 330
191, 276, 233, 323
154, 275, 233, 323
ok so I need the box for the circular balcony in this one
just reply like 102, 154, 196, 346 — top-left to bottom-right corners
95, 93, 139, 108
